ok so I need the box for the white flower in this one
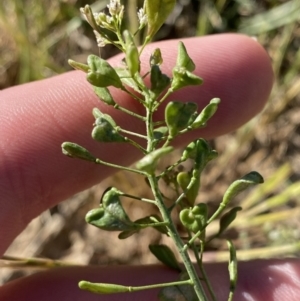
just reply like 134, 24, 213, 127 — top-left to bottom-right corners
107, 0, 122, 16
93, 30, 107, 47
137, 8, 147, 27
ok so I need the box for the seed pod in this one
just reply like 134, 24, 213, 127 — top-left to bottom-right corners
222, 172, 264, 206
150, 65, 171, 96
85, 187, 136, 231
176, 171, 200, 206
68, 59, 89, 72
150, 48, 163, 66
92, 117, 126, 143
165, 101, 198, 138
87, 55, 123, 88
179, 204, 208, 235
145, 0, 176, 40
136, 146, 173, 173
171, 67, 203, 92
61, 142, 96, 162
176, 41, 195, 72
123, 30, 140, 76
93, 87, 116, 106
191, 98, 220, 129
79, 281, 129, 294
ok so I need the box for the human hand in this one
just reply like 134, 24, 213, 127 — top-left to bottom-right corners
1, 34, 299, 301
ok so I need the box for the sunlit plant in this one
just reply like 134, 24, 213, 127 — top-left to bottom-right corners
62, 1, 264, 300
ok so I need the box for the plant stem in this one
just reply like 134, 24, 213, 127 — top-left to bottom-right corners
148, 175, 208, 301
145, 101, 208, 301
95, 159, 146, 176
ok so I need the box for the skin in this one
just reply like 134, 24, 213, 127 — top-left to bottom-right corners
1, 34, 299, 300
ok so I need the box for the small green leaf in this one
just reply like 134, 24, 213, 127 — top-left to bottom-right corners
149, 244, 181, 272
123, 30, 140, 76
218, 207, 242, 236
92, 117, 126, 143
61, 142, 96, 162
165, 102, 198, 137
222, 172, 264, 206
93, 87, 116, 106
87, 55, 123, 88
179, 204, 208, 234
79, 281, 129, 294
191, 98, 220, 129
85, 187, 136, 231
176, 42, 195, 72
150, 65, 171, 96
145, 0, 176, 40
136, 146, 173, 173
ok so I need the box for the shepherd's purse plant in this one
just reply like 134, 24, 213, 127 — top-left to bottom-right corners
62, 1, 264, 300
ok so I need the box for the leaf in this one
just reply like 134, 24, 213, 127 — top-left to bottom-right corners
222, 172, 264, 206
191, 98, 220, 129
87, 55, 123, 88
165, 101, 198, 137
158, 272, 197, 301
218, 207, 242, 236
93, 87, 116, 106
61, 142, 96, 162
145, 0, 176, 40
158, 284, 197, 301
149, 244, 181, 272
85, 187, 137, 231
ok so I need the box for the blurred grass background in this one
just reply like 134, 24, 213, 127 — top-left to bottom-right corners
1, 0, 300, 284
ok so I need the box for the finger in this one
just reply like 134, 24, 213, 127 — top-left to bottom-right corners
0, 259, 299, 300
0, 34, 273, 254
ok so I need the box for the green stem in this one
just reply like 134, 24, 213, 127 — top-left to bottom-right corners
114, 104, 146, 121
95, 159, 146, 176
148, 175, 208, 301
145, 103, 208, 301
120, 193, 156, 204
125, 137, 147, 153
117, 128, 148, 140
80, 279, 193, 294
154, 88, 173, 110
